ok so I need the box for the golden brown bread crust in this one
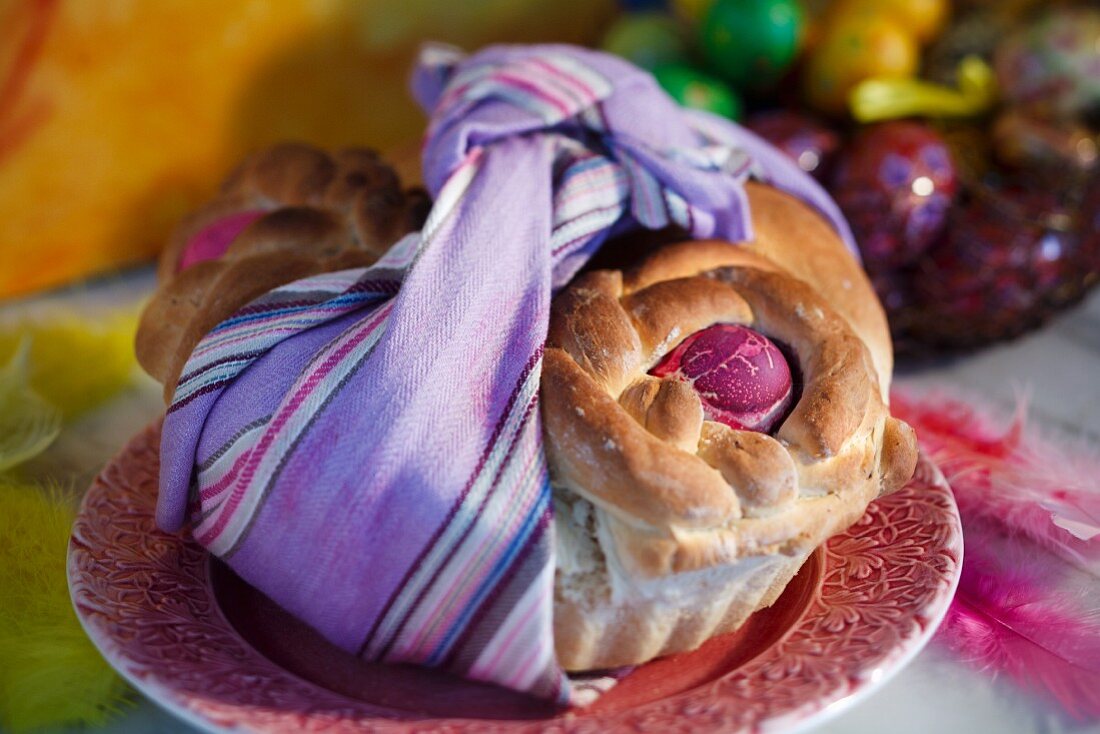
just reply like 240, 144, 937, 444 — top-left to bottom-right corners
548, 184, 918, 671
137, 143, 428, 399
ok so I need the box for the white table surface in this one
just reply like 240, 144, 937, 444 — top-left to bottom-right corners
5, 267, 1100, 734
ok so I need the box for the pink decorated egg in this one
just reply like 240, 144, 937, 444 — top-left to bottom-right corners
650, 323, 794, 433
909, 181, 1084, 347
178, 210, 266, 272
831, 121, 957, 271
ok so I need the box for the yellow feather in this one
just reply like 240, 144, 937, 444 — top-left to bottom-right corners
0, 479, 130, 731
0, 309, 139, 420
0, 311, 141, 728
0, 342, 62, 473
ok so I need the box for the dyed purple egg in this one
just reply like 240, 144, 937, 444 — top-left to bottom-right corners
746, 110, 841, 181
831, 121, 958, 271
650, 323, 794, 433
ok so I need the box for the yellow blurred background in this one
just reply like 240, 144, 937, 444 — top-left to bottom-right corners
0, 0, 615, 299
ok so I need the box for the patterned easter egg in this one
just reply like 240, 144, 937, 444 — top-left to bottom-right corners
831, 121, 957, 270
994, 7, 1100, 122
910, 183, 1085, 346
650, 324, 794, 433
745, 110, 840, 180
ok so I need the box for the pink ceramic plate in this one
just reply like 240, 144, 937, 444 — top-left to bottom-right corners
69, 422, 962, 733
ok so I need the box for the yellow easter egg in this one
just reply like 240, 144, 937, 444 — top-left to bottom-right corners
830, 0, 949, 44
804, 14, 919, 116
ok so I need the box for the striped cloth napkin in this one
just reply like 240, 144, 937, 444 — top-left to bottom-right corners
157, 43, 854, 704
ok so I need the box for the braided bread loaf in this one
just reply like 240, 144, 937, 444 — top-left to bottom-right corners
136, 143, 429, 400
546, 182, 918, 670
136, 146, 916, 675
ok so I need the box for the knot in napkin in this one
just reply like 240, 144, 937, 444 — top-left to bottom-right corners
412, 44, 854, 287
157, 43, 854, 705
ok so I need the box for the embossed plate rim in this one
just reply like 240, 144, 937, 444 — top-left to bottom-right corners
69, 422, 962, 733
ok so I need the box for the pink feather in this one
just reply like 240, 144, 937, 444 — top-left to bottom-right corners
892, 390, 1100, 569
893, 389, 1100, 721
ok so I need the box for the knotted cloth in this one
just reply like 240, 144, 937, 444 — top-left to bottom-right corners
159, 43, 856, 704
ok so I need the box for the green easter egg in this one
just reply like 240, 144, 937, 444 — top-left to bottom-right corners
653, 64, 743, 119
699, 0, 803, 91
601, 12, 689, 70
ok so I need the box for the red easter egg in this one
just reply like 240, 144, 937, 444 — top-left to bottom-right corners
179, 210, 266, 272
650, 323, 794, 433
746, 110, 841, 181
831, 121, 957, 270
910, 183, 1083, 346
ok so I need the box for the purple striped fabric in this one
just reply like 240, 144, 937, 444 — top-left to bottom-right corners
157, 43, 856, 704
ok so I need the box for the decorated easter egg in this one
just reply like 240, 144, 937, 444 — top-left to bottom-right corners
601, 12, 689, 70
831, 121, 957, 270
803, 13, 918, 116
745, 110, 840, 180
649, 323, 794, 433
698, 0, 803, 91
178, 210, 267, 272
994, 7, 1100, 122
653, 64, 743, 119
910, 183, 1083, 346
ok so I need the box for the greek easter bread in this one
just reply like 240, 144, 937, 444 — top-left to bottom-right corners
544, 181, 918, 670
